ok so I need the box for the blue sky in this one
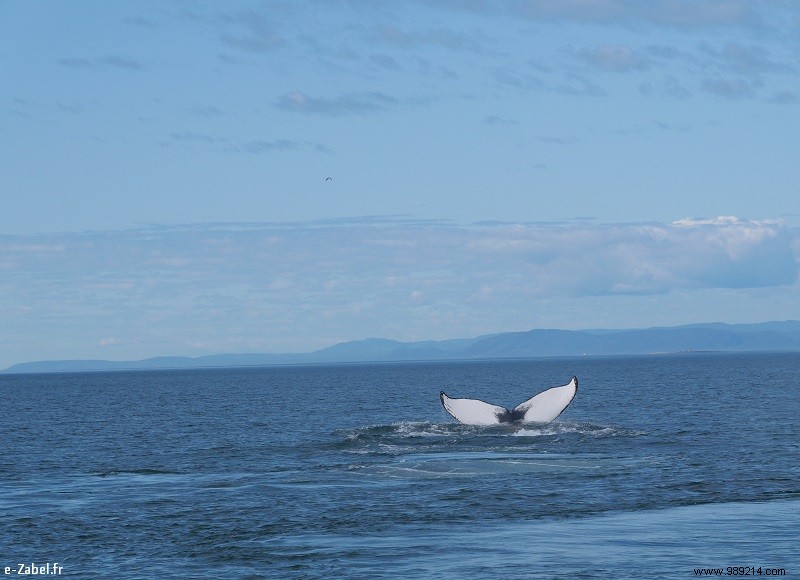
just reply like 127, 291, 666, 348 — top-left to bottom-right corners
1, 1, 799, 367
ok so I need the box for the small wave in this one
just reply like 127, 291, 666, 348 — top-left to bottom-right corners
344, 450, 610, 480
332, 420, 646, 461
334, 421, 462, 441
513, 421, 645, 438
336, 420, 643, 441
93, 468, 184, 478
350, 463, 479, 479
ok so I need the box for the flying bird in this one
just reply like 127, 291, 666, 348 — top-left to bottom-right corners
325, 177, 332, 181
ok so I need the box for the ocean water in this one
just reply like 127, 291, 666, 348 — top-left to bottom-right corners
1, 352, 798, 578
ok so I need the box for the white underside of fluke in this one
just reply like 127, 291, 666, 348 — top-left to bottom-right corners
440, 376, 578, 426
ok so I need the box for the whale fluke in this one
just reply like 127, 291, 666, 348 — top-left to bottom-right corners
440, 376, 578, 426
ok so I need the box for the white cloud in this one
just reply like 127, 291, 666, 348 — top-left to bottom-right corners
450, 0, 764, 30
575, 44, 649, 72
369, 23, 492, 54
699, 42, 790, 78
4, 218, 796, 292
701, 78, 755, 99
672, 215, 742, 226
275, 91, 399, 116
58, 55, 144, 70
1, 217, 797, 366
217, 7, 286, 53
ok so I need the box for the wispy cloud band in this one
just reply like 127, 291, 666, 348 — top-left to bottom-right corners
4, 217, 795, 297
1, 217, 796, 365
275, 91, 399, 116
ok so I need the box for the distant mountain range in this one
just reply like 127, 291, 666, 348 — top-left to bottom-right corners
4, 321, 800, 374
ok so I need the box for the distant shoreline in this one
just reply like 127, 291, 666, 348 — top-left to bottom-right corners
4, 350, 800, 376
4, 321, 799, 374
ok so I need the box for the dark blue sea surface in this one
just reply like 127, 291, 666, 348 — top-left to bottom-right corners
1, 353, 799, 578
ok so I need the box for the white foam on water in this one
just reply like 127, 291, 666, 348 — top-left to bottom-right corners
513, 421, 646, 438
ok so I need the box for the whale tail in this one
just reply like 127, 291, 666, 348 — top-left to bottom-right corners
440, 376, 578, 426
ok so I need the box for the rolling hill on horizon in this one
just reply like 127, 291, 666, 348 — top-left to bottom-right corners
5, 320, 800, 374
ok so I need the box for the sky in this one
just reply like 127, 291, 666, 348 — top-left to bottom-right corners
1, 1, 799, 367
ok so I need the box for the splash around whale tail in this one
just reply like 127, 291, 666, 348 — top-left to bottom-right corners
440, 376, 578, 426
